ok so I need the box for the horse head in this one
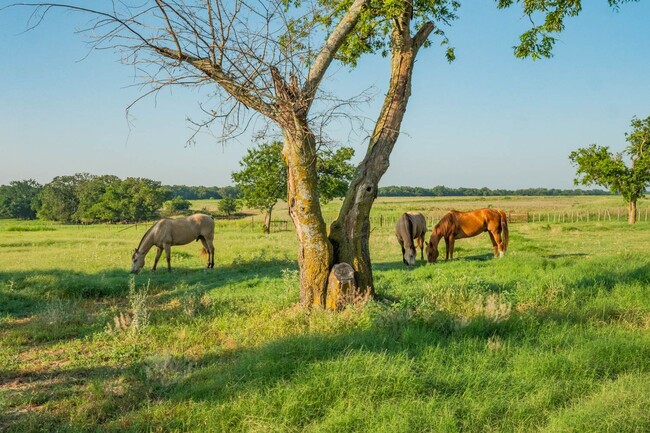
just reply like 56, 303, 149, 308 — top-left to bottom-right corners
403, 245, 417, 266
131, 248, 145, 273
426, 240, 439, 263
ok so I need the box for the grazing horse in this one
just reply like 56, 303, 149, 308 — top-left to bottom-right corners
427, 208, 508, 263
396, 212, 427, 266
130, 213, 215, 273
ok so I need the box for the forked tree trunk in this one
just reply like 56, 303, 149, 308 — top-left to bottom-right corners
329, 17, 434, 299
272, 4, 433, 309
628, 200, 637, 224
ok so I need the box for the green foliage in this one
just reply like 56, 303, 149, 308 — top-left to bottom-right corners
495, 0, 641, 59
570, 116, 650, 204
317, 146, 357, 202
0, 179, 42, 219
163, 196, 192, 215
284, 0, 461, 67
232, 141, 356, 212
218, 196, 240, 216
282, 0, 637, 70
232, 141, 287, 213
75, 175, 120, 222
37, 174, 87, 222
37, 173, 169, 223
163, 185, 239, 200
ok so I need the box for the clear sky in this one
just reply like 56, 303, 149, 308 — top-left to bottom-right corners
1, 2, 649, 189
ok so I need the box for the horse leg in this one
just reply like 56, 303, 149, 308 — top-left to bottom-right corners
208, 239, 215, 268
200, 238, 214, 269
492, 230, 505, 258
152, 247, 163, 271
165, 244, 172, 272
488, 231, 498, 258
417, 235, 424, 261
448, 237, 455, 260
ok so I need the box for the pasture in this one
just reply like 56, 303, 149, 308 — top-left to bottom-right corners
1, 196, 650, 432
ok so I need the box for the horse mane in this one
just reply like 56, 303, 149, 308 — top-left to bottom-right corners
434, 211, 457, 238
136, 220, 159, 252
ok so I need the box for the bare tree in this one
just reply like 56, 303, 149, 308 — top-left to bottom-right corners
6, 0, 638, 308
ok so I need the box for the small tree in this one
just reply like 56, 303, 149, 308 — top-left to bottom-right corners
218, 196, 240, 217
163, 196, 192, 215
569, 116, 650, 224
232, 141, 355, 234
232, 141, 286, 234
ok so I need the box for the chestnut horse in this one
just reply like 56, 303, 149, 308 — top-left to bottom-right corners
396, 212, 427, 265
130, 213, 215, 273
426, 208, 508, 263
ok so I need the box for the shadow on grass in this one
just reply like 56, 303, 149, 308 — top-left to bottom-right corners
0, 307, 515, 431
544, 253, 588, 259
4, 262, 650, 431
0, 257, 296, 318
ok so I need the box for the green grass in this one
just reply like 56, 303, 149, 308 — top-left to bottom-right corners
1, 197, 650, 432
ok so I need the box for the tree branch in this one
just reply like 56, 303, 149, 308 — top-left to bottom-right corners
301, 0, 369, 106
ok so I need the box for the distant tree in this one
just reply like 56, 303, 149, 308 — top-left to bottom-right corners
96, 178, 169, 222
570, 116, 650, 224
163, 196, 192, 215
233, 141, 355, 234
0, 179, 42, 219
218, 196, 240, 217
38, 173, 92, 223
316, 147, 357, 202
75, 175, 120, 222
232, 141, 286, 234
218, 186, 240, 199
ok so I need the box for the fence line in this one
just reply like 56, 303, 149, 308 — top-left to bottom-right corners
212, 207, 649, 233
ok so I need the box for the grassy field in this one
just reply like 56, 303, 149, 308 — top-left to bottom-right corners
1, 196, 650, 432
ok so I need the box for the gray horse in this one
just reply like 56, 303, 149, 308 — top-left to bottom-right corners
395, 212, 427, 266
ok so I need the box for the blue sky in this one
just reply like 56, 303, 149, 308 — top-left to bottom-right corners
1, 2, 649, 189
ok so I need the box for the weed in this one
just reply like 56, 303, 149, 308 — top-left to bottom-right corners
128, 277, 150, 333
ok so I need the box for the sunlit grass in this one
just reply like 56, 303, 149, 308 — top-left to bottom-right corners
1, 197, 650, 432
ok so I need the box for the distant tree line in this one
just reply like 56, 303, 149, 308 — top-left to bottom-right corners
0, 174, 240, 223
377, 186, 612, 197
1, 173, 616, 223
164, 185, 240, 200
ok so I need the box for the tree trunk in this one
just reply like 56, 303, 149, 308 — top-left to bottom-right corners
283, 124, 333, 308
329, 16, 433, 299
628, 200, 637, 224
263, 206, 273, 234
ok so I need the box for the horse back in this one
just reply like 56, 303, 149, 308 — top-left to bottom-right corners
187, 213, 215, 238
406, 212, 427, 237
156, 214, 214, 246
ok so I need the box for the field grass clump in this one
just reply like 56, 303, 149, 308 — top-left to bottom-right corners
1, 197, 650, 432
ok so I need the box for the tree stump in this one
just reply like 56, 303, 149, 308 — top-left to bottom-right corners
326, 263, 358, 311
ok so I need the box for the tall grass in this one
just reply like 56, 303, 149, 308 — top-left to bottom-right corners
1, 197, 650, 432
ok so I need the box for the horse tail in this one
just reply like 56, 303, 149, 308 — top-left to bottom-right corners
500, 210, 509, 252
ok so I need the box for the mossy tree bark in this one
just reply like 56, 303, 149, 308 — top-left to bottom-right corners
329, 10, 434, 299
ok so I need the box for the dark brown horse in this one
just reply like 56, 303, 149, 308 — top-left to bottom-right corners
427, 208, 508, 263
396, 212, 427, 265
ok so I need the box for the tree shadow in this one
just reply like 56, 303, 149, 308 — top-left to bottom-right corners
544, 253, 588, 259
4, 262, 650, 430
